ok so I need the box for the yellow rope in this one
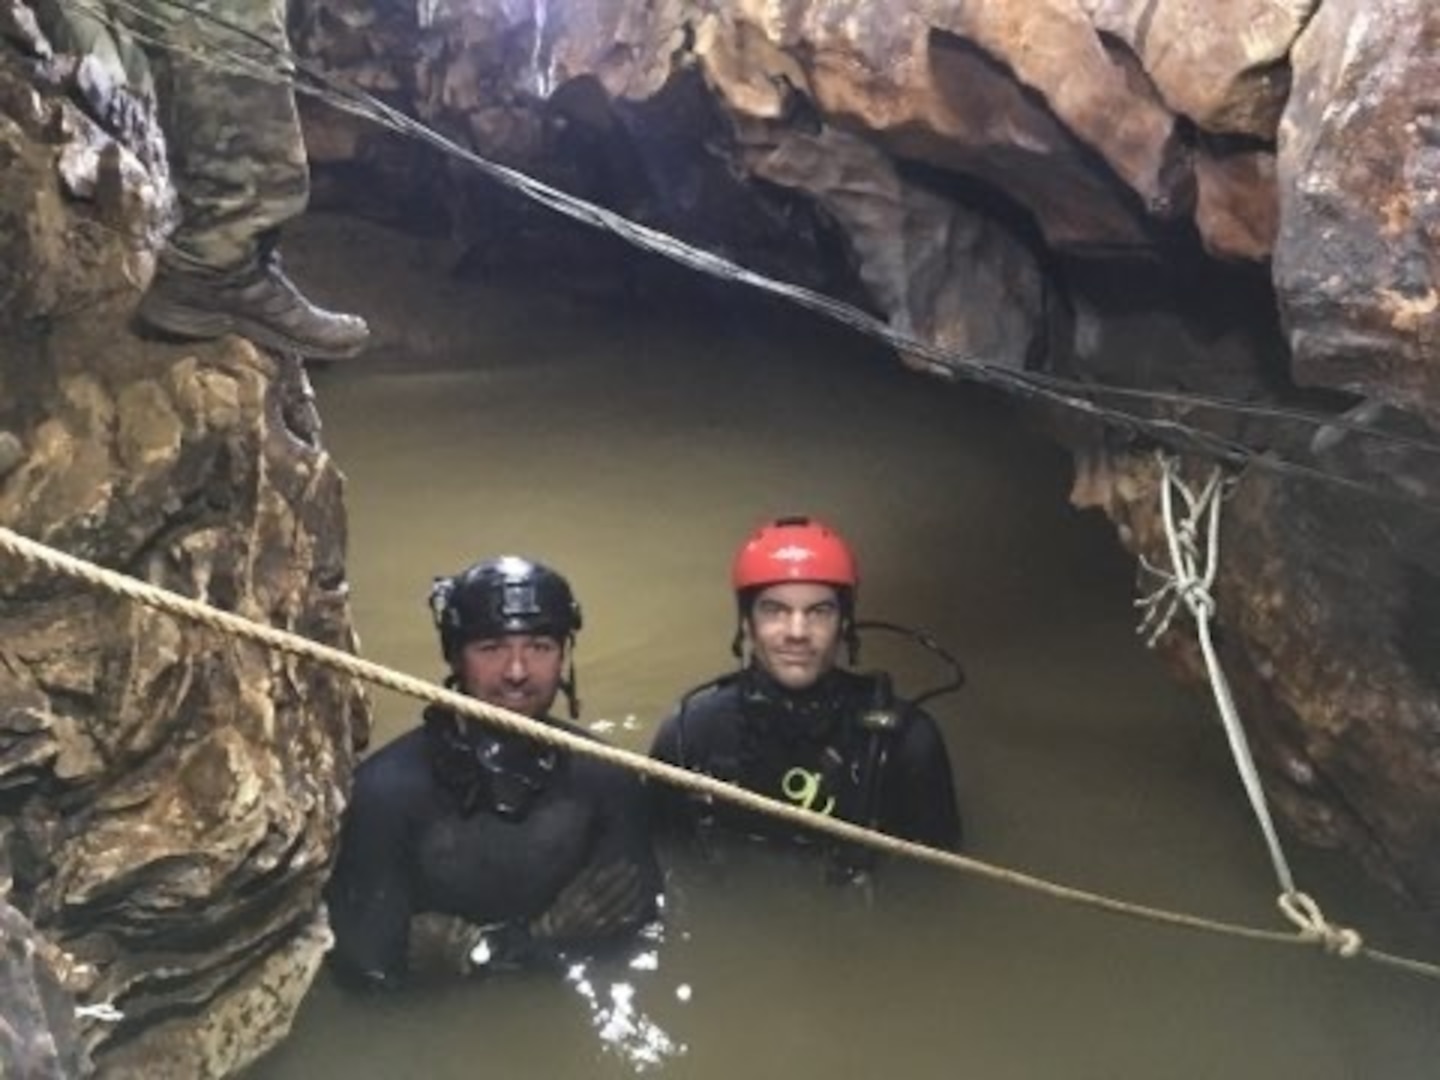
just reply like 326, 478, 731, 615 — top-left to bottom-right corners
3, 524, 1439, 981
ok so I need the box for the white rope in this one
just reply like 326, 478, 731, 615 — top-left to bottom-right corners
1138, 453, 1362, 955
1279, 891, 1363, 958
6, 524, 1438, 977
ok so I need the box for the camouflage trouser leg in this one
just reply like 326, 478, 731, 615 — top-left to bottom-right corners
31, 0, 154, 98
124, 0, 309, 269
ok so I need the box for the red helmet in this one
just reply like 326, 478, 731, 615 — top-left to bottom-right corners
731, 516, 859, 592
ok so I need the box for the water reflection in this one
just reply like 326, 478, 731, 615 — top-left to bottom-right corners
563, 921, 688, 1072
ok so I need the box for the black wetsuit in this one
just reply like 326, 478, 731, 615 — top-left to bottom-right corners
326, 705, 660, 987
648, 666, 961, 858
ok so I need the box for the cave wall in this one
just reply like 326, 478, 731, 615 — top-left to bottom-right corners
1, 3, 369, 1073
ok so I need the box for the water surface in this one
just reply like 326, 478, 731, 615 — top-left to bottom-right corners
251, 218, 1440, 1079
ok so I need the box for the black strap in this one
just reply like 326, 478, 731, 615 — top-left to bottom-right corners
422, 706, 560, 819
827, 673, 905, 880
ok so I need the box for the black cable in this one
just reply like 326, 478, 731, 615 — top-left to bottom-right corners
852, 619, 966, 708
64, 0, 1440, 514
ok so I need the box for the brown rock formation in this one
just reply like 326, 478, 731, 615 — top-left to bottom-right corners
1080, 0, 1310, 138
1, 4, 367, 1074
1274, 0, 1440, 420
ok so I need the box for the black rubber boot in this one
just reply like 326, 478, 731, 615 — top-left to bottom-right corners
136, 251, 370, 360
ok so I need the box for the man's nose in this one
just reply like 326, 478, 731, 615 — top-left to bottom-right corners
782, 611, 810, 638
503, 651, 529, 681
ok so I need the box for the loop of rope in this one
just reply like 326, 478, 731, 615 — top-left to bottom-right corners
1136, 453, 1385, 969
1138, 455, 1300, 889
1278, 891, 1363, 959
3, 525, 1439, 981
1178, 579, 1215, 620
1135, 456, 1225, 645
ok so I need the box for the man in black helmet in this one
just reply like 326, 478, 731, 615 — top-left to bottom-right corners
326, 556, 660, 991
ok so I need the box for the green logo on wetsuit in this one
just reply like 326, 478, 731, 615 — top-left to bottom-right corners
781, 766, 836, 815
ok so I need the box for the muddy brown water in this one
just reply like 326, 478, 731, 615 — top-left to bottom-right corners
248, 217, 1440, 1079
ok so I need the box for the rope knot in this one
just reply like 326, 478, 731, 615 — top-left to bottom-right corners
1278, 891, 1363, 958
1179, 579, 1216, 618
1174, 520, 1202, 558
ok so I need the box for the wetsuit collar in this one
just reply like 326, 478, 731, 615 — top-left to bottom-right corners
422, 704, 563, 819
739, 664, 858, 741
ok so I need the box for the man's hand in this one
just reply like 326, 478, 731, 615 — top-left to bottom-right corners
408, 913, 493, 975
529, 859, 647, 943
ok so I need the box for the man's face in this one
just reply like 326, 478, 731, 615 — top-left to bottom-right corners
456, 634, 565, 718
746, 581, 844, 692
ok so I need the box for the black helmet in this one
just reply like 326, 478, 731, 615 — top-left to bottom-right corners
430, 556, 583, 662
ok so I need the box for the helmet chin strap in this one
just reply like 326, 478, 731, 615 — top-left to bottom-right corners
559, 682, 579, 719
562, 644, 581, 719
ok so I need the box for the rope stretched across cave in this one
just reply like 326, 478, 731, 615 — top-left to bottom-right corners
19, 0, 1440, 993
1, 522, 1436, 983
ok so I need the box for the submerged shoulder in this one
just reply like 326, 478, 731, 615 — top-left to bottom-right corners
642, 679, 740, 774
669, 677, 743, 725
655, 679, 741, 747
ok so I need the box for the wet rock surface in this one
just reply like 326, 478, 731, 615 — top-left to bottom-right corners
1, 3, 368, 1075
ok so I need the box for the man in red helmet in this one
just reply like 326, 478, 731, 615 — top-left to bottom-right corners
648, 517, 961, 874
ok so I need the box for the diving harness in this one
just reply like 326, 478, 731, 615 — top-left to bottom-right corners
672, 619, 966, 882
